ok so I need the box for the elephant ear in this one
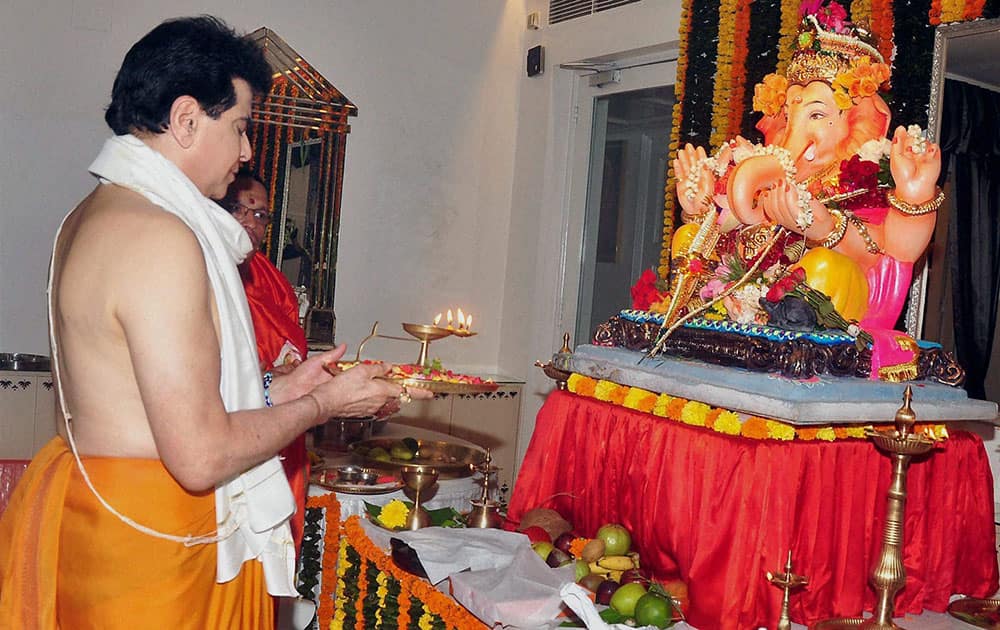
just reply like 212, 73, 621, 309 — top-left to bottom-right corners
756, 112, 787, 146
840, 94, 891, 157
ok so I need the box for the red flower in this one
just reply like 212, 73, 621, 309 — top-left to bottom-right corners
765, 268, 806, 303
631, 269, 662, 311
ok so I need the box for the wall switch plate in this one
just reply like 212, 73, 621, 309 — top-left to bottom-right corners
527, 45, 544, 77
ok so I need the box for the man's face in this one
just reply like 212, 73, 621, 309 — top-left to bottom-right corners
190, 78, 253, 199
233, 180, 271, 250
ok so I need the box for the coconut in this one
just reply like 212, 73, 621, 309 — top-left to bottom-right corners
518, 507, 573, 541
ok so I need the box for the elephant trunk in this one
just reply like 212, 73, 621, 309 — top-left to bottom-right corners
726, 154, 788, 225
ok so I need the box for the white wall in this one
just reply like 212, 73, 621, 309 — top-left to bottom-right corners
0, 0, 683, 465
500, 0, 682, 461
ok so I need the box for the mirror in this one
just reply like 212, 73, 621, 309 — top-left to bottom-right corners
249, 28, 357, 343
920, 18, 1000, 399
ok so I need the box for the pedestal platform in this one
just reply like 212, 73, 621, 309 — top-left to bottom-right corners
555, 345, 998, 424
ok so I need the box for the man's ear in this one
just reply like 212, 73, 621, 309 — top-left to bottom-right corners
168, 95, 201, 149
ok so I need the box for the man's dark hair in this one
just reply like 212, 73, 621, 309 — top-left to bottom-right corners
220, 169, 267, 213
105, 16, 272, 135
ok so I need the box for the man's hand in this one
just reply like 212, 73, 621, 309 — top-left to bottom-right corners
268, 344, 432, 422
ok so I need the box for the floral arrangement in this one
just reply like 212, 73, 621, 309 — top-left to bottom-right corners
565, 372, 948, 442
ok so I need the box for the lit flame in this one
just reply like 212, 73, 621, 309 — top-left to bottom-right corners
446, 309, 454, 328
433, 313, 442, 326
457, 308, 465, 329
466, 314, 472, 331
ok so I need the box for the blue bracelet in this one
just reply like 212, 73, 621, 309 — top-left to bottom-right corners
263, 371, 274, 408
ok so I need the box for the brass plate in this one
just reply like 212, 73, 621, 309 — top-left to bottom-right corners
947, 598, 1000, 628
310, 470, 404, 495
351, 438, 485, 476
392, 377, 498, 395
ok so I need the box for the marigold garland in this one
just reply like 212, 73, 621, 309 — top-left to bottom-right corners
303, 492, 341, 630
564, 371, 945, 442
727, 0, 753, 139
341, 515, 488, 629
710, 0, 739, 150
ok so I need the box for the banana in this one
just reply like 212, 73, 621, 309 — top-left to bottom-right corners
627, 551, 641, 569
588, 561, 612, 575
597, 555, 636, 571
609, 569, 624, 582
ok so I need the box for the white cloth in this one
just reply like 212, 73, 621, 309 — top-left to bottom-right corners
88, 134, 297, 596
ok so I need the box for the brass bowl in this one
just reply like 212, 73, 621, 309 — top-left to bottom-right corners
351, 438, 484, 477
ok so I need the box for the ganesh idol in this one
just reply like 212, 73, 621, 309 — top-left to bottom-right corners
672, 4, 944, 379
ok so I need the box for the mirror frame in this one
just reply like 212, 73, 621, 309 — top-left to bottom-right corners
905, 17, 1000, 338
249, 28, 357, 342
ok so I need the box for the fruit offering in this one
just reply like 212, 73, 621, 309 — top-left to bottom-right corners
326, 359, 495, 388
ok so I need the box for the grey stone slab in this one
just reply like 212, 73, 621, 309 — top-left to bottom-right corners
555, 345, 998, 425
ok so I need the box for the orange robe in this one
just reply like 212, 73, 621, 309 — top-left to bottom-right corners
0, 438, 273, 629
241, 251, 309, 553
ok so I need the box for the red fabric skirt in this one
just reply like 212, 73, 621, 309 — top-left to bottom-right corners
508, 391, 998, 629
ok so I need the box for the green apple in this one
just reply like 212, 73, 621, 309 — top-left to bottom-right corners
609, 581, 647, 617
596, 523, 632, 556
574, 559, 590, 581
531, 541, 554, 562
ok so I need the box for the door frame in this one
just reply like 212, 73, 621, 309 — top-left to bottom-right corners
558, 59, 677, 348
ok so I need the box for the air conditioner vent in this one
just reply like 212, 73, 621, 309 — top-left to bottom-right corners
549, 0, 642, 25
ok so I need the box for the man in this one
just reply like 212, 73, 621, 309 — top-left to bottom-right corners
222, 172, 308, 372
0, 16, 426, 628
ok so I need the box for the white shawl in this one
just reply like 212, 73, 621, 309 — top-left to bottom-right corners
85, 134, 297, 596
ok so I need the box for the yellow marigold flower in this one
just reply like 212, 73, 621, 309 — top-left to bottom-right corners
766, 419, 796, 441
623, 387, 655, 412
594, 380, 618, 402
378, 499, 410, 529
815, 427, 837, 441
567, 373, 584, 393
419, 611, 435, 630
714, 410, 742, 435
652, 394, 672, 417
845, 426, 867, 439
681, 401, 711, 426
833, 89, 854, 110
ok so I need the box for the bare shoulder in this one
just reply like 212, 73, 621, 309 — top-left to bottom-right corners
74, 184, 200, 255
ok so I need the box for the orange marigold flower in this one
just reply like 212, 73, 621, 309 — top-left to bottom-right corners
741, 416, 770, 439
752, 73, 788, 116
576, 376, 597, 398
797, 427, 820, 441
608, 385, 628, 406
833, 427, 850, 439
666, 397, 689, 421
569, 537, 591, 559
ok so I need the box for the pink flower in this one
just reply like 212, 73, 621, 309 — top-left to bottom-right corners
700, 279, 726, 300
799, 0, 824, 18
817, 2, 849, 32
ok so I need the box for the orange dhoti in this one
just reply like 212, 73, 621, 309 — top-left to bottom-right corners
0, 437, 274, 629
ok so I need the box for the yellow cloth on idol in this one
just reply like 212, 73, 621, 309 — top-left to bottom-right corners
0, 437, 274, 629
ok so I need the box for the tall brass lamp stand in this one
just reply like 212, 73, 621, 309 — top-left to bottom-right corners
813, 387, 938, 629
